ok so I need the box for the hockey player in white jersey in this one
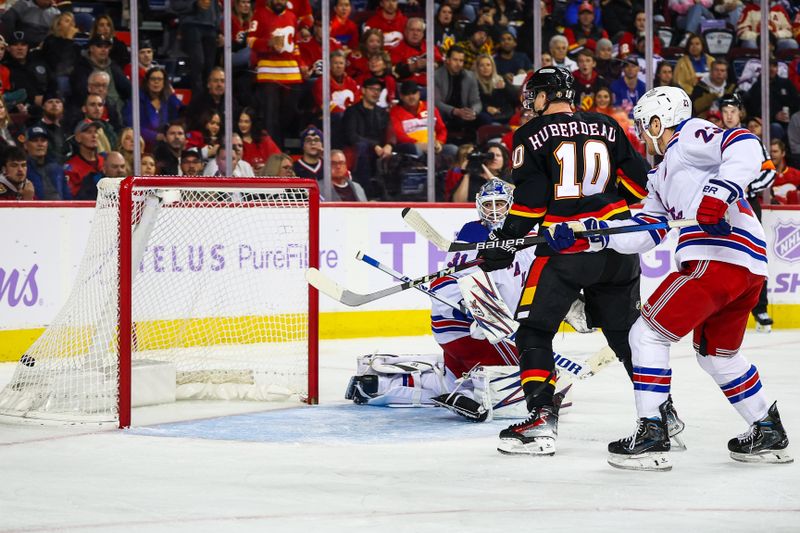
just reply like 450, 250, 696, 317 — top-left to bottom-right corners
345, 179, 595, 420
547, 86, 792, 470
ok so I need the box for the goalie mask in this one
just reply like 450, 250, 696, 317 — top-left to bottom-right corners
522, 66, 575, 114
476, 178, 514, 230
632, 86, 691, 156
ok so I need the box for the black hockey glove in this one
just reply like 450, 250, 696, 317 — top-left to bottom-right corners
477, 229, 517, 272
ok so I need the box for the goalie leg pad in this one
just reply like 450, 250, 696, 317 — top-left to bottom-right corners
348, 353, 453, 407
458, 271, 519, 344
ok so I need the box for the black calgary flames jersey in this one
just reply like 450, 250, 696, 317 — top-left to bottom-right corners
505, 111, 650, 255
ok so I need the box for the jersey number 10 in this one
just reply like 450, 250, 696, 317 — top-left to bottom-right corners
554, 140, 611, 199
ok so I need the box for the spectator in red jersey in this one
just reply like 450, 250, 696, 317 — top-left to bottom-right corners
313, 50, 360, 146
363, 0, 408, 48
617, 10, 662, 59
0, 146, 34, 200
331, 0, 359, 52
391, 17, 444, 88
363, 51, 396, 108
564, 1, 608, 52
293, 125, 323, 180
770, 139, 800, 204
236, 106, 281, 174
346, 28, 384, 82
0, 36, 10, 99
298, 14, 343, 81
64, 120, 104, 199
572, 48, 607, 110
501, 107, 534, 154
390, 80, 452, 159
248, 0, 306, 146
184, 109, 221, 160
286, 0, 314, 38
123, 39, 156, 84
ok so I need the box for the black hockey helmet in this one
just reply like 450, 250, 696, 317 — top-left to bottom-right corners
718, 92, 743, 110
522, 66, 575, 111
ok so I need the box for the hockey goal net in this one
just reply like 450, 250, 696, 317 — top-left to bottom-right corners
0, 177, 319, 427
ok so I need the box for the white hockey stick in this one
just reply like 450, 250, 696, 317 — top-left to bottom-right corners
402, 207, 698, 252
306, 258, 482, 307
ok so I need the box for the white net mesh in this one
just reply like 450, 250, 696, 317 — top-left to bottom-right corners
0, 178, 316, 423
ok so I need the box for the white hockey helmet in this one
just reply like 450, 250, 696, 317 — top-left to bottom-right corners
632, 86, 692, 155
476, 178, 514, 229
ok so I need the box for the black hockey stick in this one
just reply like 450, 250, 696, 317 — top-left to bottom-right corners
402, 207, 697, 253
306, 258, 482, 307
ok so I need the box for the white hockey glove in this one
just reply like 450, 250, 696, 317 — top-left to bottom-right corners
581, 217, 609, 252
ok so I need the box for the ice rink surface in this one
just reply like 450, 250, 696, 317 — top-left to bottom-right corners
1, 330, 798, 533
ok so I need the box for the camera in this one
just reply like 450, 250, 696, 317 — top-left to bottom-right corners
466, 150, 495, 178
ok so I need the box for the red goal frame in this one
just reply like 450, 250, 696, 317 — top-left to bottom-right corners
117, 177, 320, 428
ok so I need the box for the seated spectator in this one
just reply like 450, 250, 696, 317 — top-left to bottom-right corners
0, 0, 60, 48
471, 2, 508, 42
185, 109, 222, 161
473, 53, 516, 125
654, 61, 677, 88
345, 28, 383, 83
572, 48, 607, 110
746, 115, 762, 137
493, 29, 532, 87
391, 17, 443, 87
770, 139, 800, 204
392, 80, 452, 158
204, 134, 255, 177
260, 153, 296, 177
68, 71, 124, 134
590, 85, 615, 117
609, 56, 646, 117
445, 0, 477, 25
618, 10, 662, 58
0, 146, 34, 200
691, 59, 736, 118
343, 77, 393, 197
434, 3, 461, 50
40, 12, 82, 99
673, 33, 713, 94
179, 147, 206, 176
362, 51, 397, 107
594, 38, 621, 82
153, 121, 187, 176
453, 24, 494, 71
91, 14, 131, 68
124, 39, 157, 83
449, 141, 511, 202
236, 107, 280, 174
737, 0, 797, 52
74, 93, 118, 155
713, 0, 744, 27
0, 97, 19, 150
629, 35, 664, 84
564, 1, 608, 52
70, 35, 131, 124
37, 90, 66, 164
293, 126, 323, 180
548, 34, 578, 73
184, 67, 235, 132
103, 151, 128, 179
312, 50, 360, 135
64, 119, 104, 199
443, 143, 474, 201
329, 149, 367, 201
298, 12, 343, 85
745, 58, 800, 141
363, 0, 408, 48
116, 127, 144, 175
0, 36, 10, 99
501, 107, 535, 153
600, 0, 635, 40
141, 152, 157, 175
434, 46, 482, 144
125, 66, 183, 151
331, 0, 359, 52
562, 0, 602, 28
3, 30, 48, 111
668, 0, 714, 37
706, 108, 723, 128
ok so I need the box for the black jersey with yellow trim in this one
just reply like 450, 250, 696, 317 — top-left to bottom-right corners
503, 110, 649, 254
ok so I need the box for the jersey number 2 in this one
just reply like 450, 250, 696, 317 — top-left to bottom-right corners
554, 141, 611, 199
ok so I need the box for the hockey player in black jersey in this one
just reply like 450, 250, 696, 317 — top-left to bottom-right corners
477, 66, 680, 456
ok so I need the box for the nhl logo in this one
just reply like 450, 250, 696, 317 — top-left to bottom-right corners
774, 222, 800, 263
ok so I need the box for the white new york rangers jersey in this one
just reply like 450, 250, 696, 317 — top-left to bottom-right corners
607, 118, 768, 277
429, 221, 534, 345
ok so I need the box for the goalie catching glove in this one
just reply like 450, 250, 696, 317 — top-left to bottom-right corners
544, 218, 609, 253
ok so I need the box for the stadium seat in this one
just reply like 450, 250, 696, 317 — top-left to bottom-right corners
702, 26, 736, 57
477, 124, 511, 147
661, 47, 685, 61
656, 26, 674, 48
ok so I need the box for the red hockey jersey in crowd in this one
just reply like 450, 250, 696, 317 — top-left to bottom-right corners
249, 5, 304, 84
331, 15, 359, 49
313, 74, 361, 113
287, 0, 313, 30
363, 10, 407, 48
389, 101, 447, 144
64, 153, 104, 198
390, 40, 443, 86
297, 35, 342, 75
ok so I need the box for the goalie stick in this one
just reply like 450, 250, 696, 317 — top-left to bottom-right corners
306, 258, 482, 307
401, 207, 698, 252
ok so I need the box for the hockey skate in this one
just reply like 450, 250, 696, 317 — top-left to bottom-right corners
608, 401, 672, 471
497, 402, 559, 456
728, 402, 793, 464
664, 395, 687, 451
345, 375, 378, 404
753, 312, 773, 333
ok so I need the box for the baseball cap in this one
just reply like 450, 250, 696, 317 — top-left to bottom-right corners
140, 38, 154, 51
43, 89, 64, 103
88, 35, 112, 47
300, 125, 322, 143
399, 80, 420, 95
26, 126, 48, 140
362, 76, 385, 89
74, 119, 102, 135
7, 31, 26, 46
181, 147, 202, 160
623, 55, 640, 66
579, 1, 594, 13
